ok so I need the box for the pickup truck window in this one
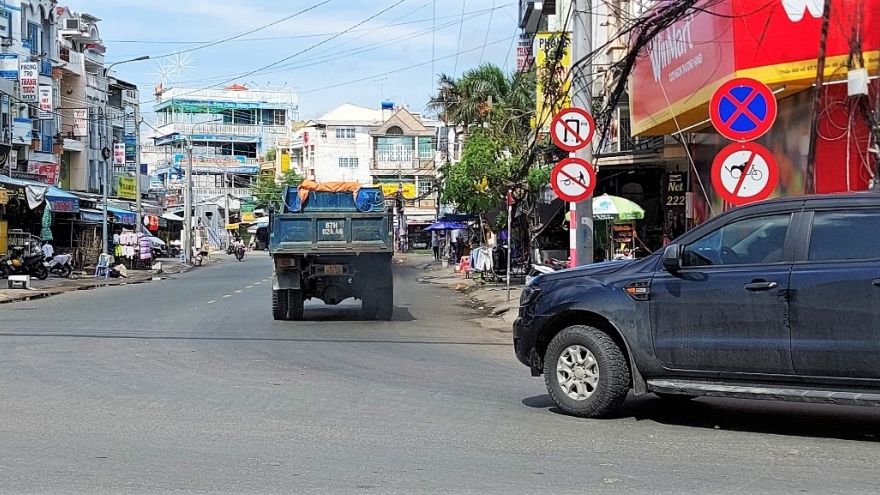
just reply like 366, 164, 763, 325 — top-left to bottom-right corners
682, 214, 791, 267
808, 210, 880, 262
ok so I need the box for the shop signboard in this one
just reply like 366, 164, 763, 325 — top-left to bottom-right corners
516, 33, 534, 72
12, 118, 31, 142
27, 162, 59, 185
117, 175, 138, 200
113, 143, 125, 165
73, 109, 88, 137
534, 32, 571, 131
0, 53, 17, 80
18, 61, 38, 102
0, 188, 7, 205
37, 85, 52, 120
663, 173, 686, 210
377, 183, 416, 199
125, 135, 136, 159
630, 0, 880, 136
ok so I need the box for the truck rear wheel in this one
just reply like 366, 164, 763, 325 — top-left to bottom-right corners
287, 289, 304, 321
272, 289, 289, 321
377, 286, 394, 321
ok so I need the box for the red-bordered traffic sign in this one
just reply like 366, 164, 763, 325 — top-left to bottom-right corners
551, 157, 596, 202
711, 142, 778, 206
709, 77, 777, 142
551, 107, 595, 152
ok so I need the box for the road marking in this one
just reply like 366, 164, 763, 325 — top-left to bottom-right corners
262, 279, 268, 282
246, 285, 253, 289
254, 282, 261, 285
235, 290, 242, 293
223, 295, 231, 298
207, 300, 215, 304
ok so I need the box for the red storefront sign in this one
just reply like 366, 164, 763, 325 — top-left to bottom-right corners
27, 161, 59, 185
630, 0, 880, 136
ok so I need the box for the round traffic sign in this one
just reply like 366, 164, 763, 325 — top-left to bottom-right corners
709, 77, 777, 142
551, 157, 596, 202
551, 107, 595, 152
711, 142, 778, 206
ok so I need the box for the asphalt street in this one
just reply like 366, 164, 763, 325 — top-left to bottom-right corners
0, 254, 879, 494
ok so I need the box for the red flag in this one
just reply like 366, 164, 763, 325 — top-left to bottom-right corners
506, 190, 514, 208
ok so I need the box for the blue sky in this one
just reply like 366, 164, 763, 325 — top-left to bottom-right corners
61, 0, 521, 120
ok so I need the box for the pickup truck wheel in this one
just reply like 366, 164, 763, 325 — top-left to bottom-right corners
544, 325, 630, 418
272, 289, 289, 321
377, 286, 394, 321
287, 289, 304, 321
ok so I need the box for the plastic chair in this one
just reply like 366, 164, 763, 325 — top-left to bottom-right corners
94, 253, 111, 279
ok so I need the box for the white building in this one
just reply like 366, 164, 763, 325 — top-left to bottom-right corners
288, 103, 442, 224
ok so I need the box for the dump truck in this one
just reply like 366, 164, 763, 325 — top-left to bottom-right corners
268, 181, 394, 321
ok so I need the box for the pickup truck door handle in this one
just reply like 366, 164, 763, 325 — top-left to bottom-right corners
872, 278, 880, 287
744, 281, 778, 291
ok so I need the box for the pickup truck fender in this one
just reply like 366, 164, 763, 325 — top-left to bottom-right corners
537, 280, 649, 396
272, 268, 301, 290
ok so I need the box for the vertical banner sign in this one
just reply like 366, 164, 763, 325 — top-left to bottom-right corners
534, 32, 571, 131
18, 62, 38, 102
663, 173, 686, 209
516, 33, 535, 72
113, 143, 125, 165
73, 109, 88, 137
124, 105, 136, 134
37, 85, 52, 119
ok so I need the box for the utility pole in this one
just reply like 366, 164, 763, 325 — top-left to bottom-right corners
571, 0, 594, 266
183, 138, 193, 264
135, 113, 143, 233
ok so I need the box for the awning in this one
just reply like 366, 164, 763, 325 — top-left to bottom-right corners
162, 212, 184, 222
0, 174, 80, 213
99, 205, 136, 225
79, 208, 104, 223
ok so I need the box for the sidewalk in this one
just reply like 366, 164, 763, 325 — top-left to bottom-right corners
0, 255, 219, 304
398, 253, 523, 330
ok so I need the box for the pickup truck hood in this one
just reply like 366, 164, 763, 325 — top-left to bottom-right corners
534, 259, 633, 284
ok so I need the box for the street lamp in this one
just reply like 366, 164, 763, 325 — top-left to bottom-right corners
101, 55, 150, 255
182, 118, 223, 264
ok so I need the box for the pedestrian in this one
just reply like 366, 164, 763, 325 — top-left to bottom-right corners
41, 240, 54, 260
431, 232, 439, 260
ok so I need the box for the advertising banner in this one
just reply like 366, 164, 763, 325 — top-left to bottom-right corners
27, 161, 59, 185
18, 61, 38, 102
117, 175, 138, 200
73, 109, 88, 137
534, 32, 571, 132
516, 33, 534, 72
113, 143, 125, 165
37, 85, 52, 120
0, 53, 17, 80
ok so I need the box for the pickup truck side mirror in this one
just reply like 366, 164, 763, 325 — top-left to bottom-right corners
662, 244, 683, 273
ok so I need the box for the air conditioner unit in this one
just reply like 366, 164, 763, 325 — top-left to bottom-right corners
63, 18, 81, 31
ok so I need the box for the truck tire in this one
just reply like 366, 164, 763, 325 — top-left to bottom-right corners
287, 289, 304, 321
543, 325, 630, 418
362, 295, 379, 321
272, 289, 289, 321
377, 286, 394, 321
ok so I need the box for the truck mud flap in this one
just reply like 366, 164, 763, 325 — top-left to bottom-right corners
272, 269, 301, 290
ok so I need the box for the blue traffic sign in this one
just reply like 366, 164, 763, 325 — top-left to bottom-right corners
709, 77, 777, 142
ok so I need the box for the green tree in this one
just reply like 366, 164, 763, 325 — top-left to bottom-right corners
252, 169, 303, 209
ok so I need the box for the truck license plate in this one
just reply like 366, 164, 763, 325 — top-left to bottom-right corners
324, 265, 343, 275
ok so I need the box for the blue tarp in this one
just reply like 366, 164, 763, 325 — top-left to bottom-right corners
0, 174, 80, 213
106, 206, 136, 225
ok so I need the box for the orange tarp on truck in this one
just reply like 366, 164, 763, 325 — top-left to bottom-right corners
297, 180, 362, 204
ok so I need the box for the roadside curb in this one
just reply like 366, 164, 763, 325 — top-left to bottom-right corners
0, 257, 219, 305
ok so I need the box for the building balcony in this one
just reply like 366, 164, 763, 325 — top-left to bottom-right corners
86, 73, 107, 92
156, 87, 298, 107
154, 122, 286, 138
60, 50, 84, 76
191, 187, 254, 198
370, 157, 436, 172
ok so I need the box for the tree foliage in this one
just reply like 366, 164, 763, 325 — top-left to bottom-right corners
252, 169, 303, 209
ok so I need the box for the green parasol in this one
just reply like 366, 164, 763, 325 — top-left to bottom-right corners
591, 194, 645, 221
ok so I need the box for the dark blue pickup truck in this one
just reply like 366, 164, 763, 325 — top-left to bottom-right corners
268, 184, 393, 321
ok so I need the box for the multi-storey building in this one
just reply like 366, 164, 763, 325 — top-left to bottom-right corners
0, 0, 60, 184
150, 84, 299, 206
288, 103, 441, 225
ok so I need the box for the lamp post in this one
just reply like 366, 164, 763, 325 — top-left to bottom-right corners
182, 118, 222, 263
101, 55, 150, 255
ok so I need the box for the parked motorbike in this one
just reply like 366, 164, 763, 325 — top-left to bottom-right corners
226, 244, 235, 255
1, 246, 48, 280
45, 253, 74, 278
235, 245, 245, 261
525, 258, 568, 285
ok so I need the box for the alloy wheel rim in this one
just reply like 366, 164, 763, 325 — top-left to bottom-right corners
556, 344, 599, 401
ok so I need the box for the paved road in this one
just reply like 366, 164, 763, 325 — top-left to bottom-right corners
0, 255, 878, 494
